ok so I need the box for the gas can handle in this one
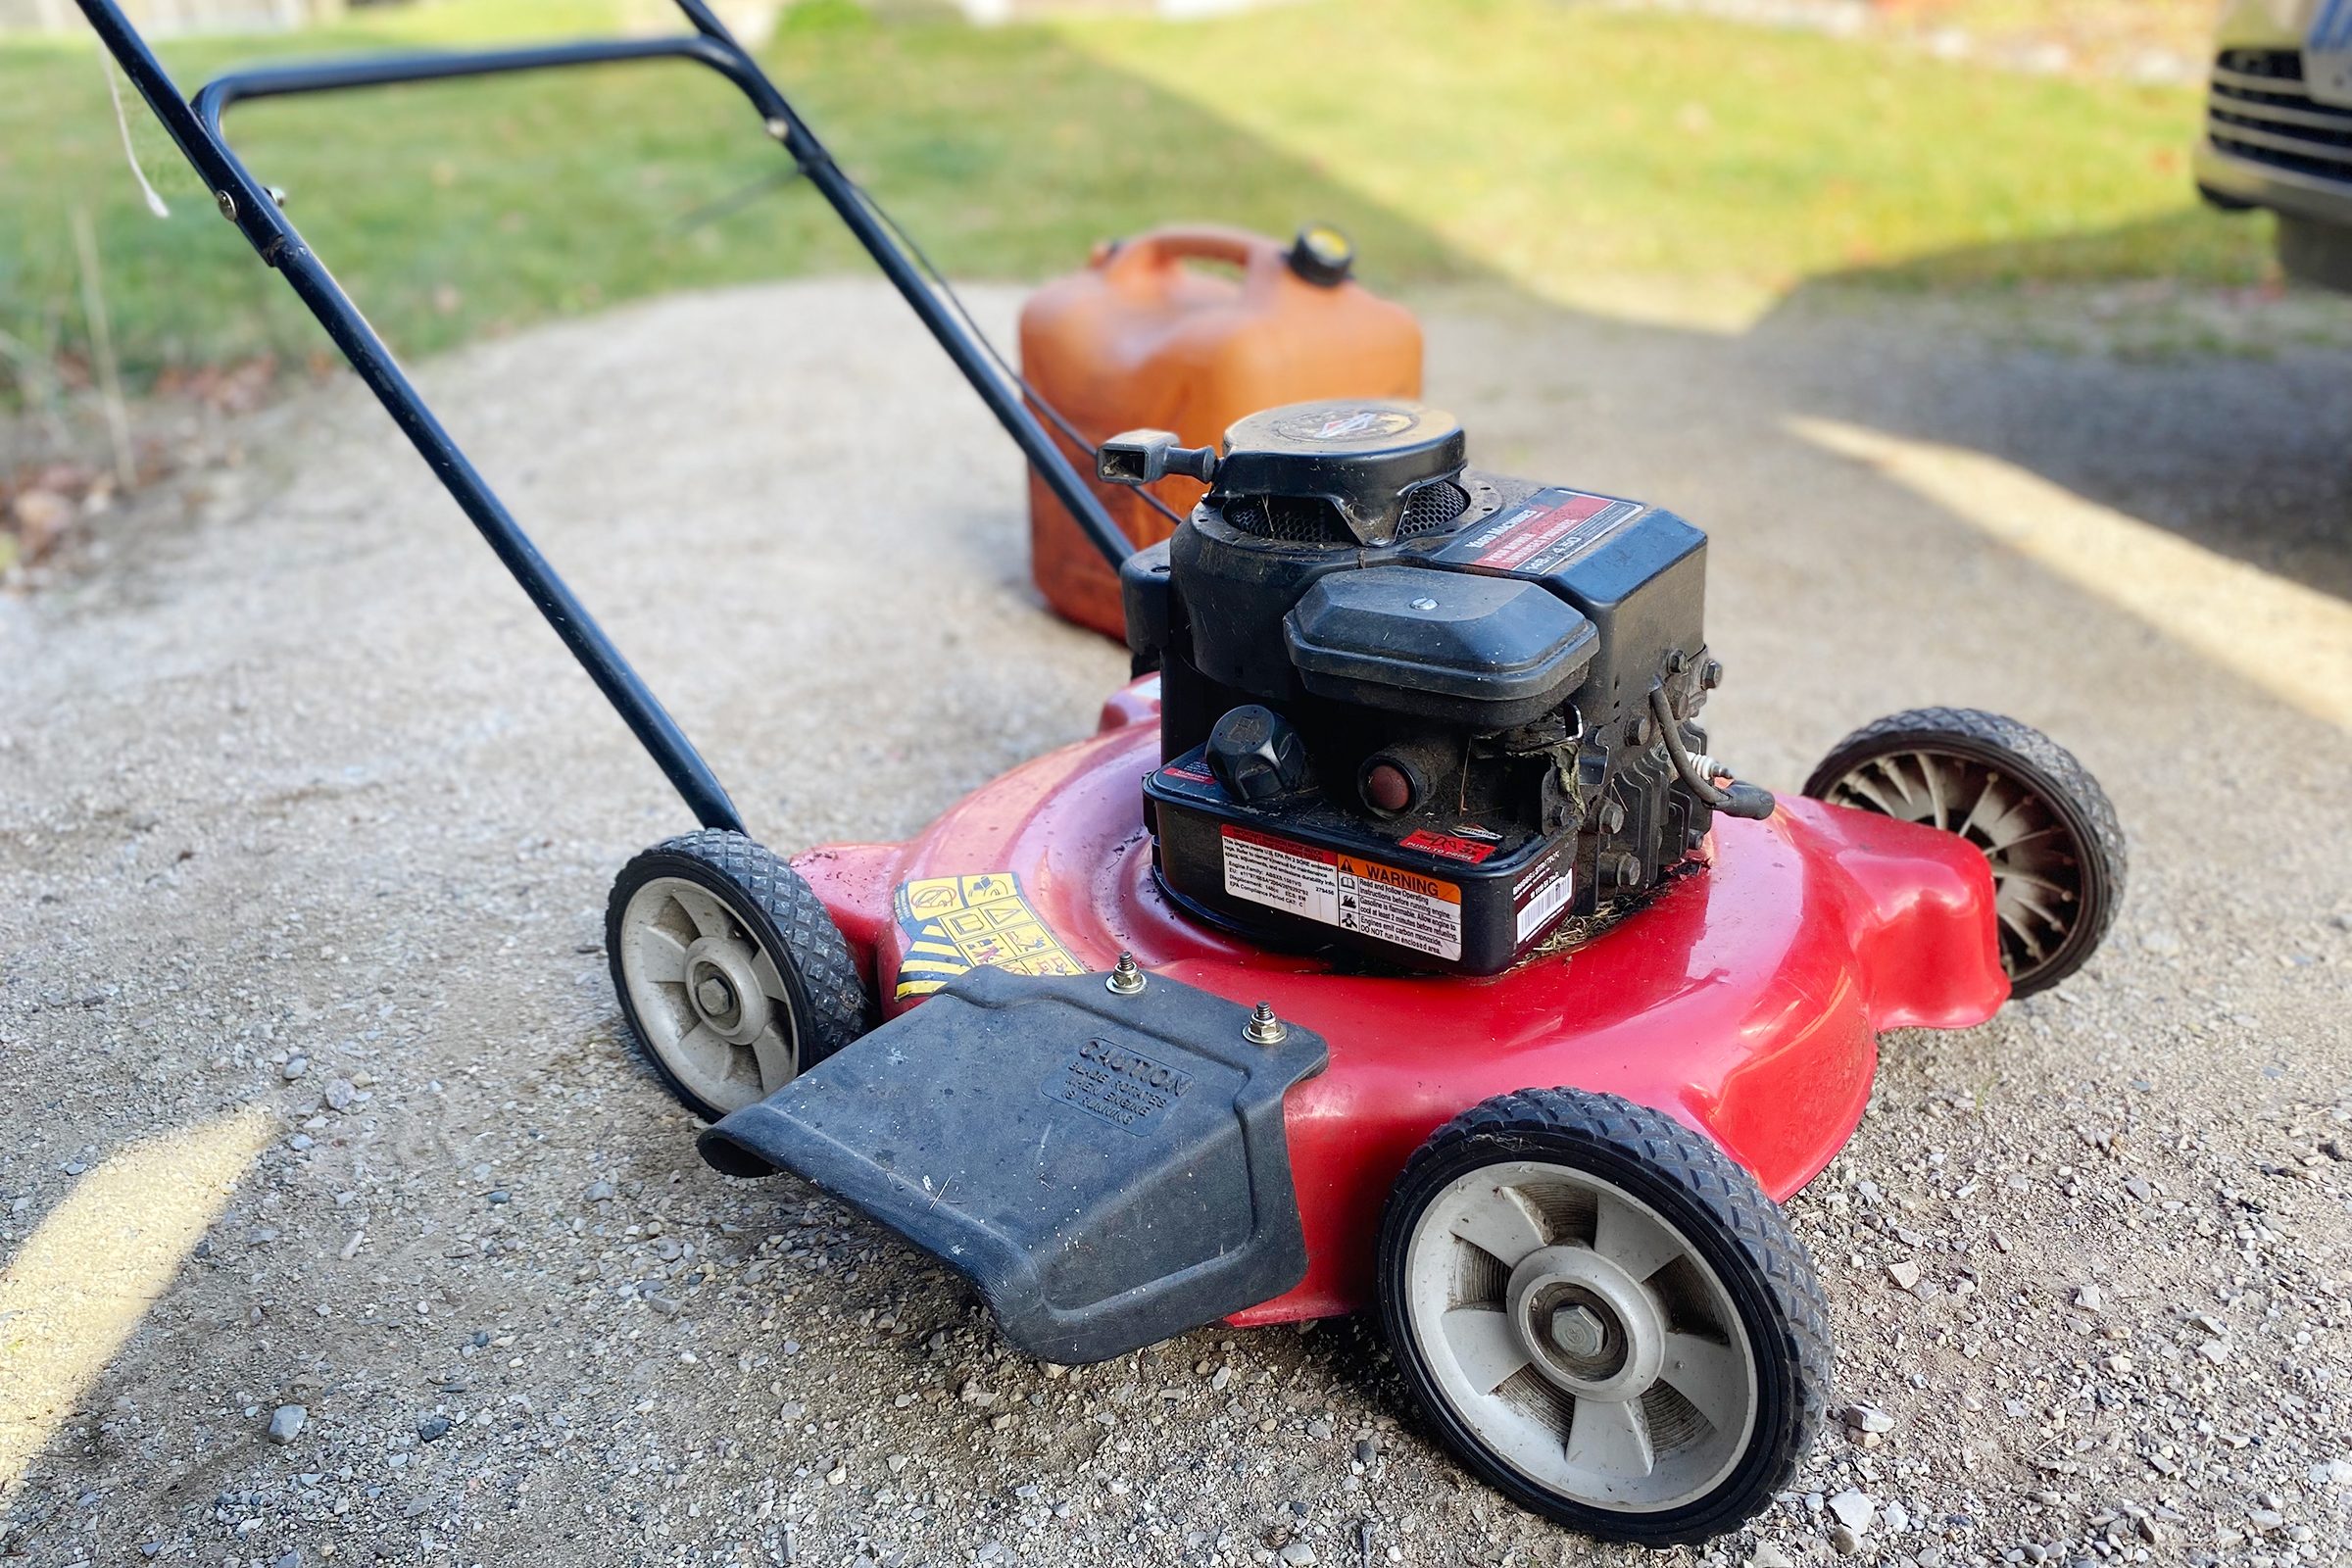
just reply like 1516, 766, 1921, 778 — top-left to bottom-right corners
1095, 223, 1291, 299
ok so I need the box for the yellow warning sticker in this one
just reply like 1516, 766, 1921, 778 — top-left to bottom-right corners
892, 871, 1085, 1001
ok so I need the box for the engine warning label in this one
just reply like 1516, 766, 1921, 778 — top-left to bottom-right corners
1221, 826, 1462, 960
1439, 488, 1644, 575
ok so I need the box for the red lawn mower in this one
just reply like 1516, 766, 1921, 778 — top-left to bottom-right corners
84, 0, 2124, 1545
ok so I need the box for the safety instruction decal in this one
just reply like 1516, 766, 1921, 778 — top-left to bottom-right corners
892, 872, 1085, 1001
1220, 825, 1462, 960
1439, 488, 1643, 574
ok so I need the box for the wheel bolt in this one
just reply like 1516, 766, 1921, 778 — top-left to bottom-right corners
696, 975, 734, 1015
1550, 1303, 1607, 1360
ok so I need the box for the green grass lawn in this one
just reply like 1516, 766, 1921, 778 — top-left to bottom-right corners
0, 0, 2268, 400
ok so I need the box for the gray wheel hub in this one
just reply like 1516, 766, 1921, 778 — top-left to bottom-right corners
683, 934, 771, 1045
1507, 1246, 1665, 1402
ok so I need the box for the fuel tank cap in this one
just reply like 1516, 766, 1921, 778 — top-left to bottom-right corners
1213, 399, 1466, 547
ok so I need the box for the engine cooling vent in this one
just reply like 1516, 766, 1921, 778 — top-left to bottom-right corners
2208, 50, 2352, 185
1221, 481, 1470, 545
1397, 480, 1470, 538
1221, 494, 1351, 545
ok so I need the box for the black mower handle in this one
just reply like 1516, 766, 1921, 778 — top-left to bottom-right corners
74, 0, 1136, 838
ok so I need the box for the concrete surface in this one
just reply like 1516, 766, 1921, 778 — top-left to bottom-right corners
1, 278, 2349, 1568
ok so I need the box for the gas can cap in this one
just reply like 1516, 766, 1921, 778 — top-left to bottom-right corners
1286, 222, 1356, 287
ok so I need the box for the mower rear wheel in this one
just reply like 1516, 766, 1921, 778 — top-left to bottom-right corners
1378, 1090, 1830, 1546
1802, 708, 2125, 997
606, 830, 870, 1122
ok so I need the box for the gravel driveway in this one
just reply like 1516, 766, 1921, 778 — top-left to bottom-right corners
2, 279, 2348, 1568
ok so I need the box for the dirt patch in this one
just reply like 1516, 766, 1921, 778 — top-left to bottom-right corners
1, 278, 2348, 1568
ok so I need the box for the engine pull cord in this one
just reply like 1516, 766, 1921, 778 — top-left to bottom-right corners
1651, 685, 1776, 820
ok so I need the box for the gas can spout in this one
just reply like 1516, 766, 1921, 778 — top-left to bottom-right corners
1098, 429, 1219, 489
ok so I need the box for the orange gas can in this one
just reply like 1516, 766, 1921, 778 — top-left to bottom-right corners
1020, 223, 1423, 639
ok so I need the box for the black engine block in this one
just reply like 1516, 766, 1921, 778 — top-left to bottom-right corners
1109, 400, 1752, 976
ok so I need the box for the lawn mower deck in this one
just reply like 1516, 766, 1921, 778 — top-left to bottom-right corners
83, 0, 2125, 1544
703, 679, 2008, 1338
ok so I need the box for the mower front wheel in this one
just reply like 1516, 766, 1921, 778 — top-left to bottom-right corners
606, 830, 870, 1122
1378, 1090, 1830, 1546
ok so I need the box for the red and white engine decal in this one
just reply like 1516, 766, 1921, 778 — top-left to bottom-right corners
1398, 828, 1497, 865
1443, 488, 1644, 574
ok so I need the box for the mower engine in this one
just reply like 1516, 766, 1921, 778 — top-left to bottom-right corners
1104, 400, 1773, 976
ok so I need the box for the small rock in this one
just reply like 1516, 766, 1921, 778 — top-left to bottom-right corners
2197, 1339, 2230, 1364
2248, 1507, 2283, 1532
416, 1415, 452, 1443
2073, 1285, 2103, 1312
1838, 1401, 1896, 1435
2309, 1459, 2352, 1489
1828, 1523, 1862, 1555
1305, 1417, 1334, 1440
1277, 1544, 1316, 1567
281, 1057, 308, 1081
1829, 1489, 1875, 1533
272, 1552, 301, 1568
585, 1179, 616, 1202
323, 1079, 356, 1111
1749, 1545, 1793, 1568
1886, 1260, 1920, 1291
264, 1405, 305, 1445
